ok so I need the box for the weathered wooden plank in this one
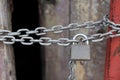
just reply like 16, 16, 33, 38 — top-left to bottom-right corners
39, 0, 70, 80
0, 0, 16, 80
70, 0, 110, 80
39, 0, 110, 80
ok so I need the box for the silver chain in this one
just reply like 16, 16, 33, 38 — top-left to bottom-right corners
67, 60, 76, 80
0, 15, 120, 80
82, 15, 120, 42
0, 20, 102, 46
0, 15, 119, 46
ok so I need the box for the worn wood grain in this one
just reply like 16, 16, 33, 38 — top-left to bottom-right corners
39, 0, 110, 80
70, 0, 110, 80
39, 0, 70, 80
0, 0, 16, 80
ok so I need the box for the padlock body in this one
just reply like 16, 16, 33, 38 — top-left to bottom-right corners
71, 45, 90, 60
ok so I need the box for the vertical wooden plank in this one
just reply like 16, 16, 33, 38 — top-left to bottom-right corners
70, 0, 110, 80
39, 0, 110, 80
0, 0, 16, 80
39, 0, 70, 80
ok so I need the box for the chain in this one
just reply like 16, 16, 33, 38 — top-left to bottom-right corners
0, 15, 120, 80
0, 15, 119, 46
0, 15, 120, 46
67, 60, 76, 80
0, 19, 101, 46
0, 20, 102, 46
82, 15, 120, 42
0, 36, 79, 46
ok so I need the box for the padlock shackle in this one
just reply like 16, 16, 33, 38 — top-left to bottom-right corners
73, 34, 89, 45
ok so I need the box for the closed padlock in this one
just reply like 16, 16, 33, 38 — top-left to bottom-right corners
71, 34, 90, 60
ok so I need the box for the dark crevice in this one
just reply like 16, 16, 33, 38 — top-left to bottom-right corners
12, 0, 45, 80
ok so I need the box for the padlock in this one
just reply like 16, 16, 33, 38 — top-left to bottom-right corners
71, 34, 90, 60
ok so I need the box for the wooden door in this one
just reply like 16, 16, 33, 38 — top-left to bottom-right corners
39, 0, 110, 80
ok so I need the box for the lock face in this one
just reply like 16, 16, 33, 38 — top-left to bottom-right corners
71, 33, 91, 60
71, 45, 90, 60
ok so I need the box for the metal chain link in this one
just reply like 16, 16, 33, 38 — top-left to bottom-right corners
0, 15, 120, 46
0, 15, 120, 80
0, 35, 79, 46
67, 60, 76, 80
82, 15, 120, 42
0, 20, 102, 37
0, 19, 102, 46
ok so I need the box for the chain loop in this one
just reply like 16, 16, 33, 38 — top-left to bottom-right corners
0, 30, 11, 36
67, 60, 76, 80
3, 36, 15, 44
39, 37, 52, 45
0, 15, 119, 45
52, 25, 63, 33
21, 37, 34, 45
8, 32, 20, 36
69, 23, 80, 31
17, 29, 29, 37
57, 38, 71, 46
35, 27, 46, 36
1, 15, 120, 80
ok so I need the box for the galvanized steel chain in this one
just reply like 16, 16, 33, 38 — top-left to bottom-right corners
0, 15, 120, 46
82, 15, 120, 42
0, 19, 102, 46
0, 15, 120, 80
67, 60, 76, 80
